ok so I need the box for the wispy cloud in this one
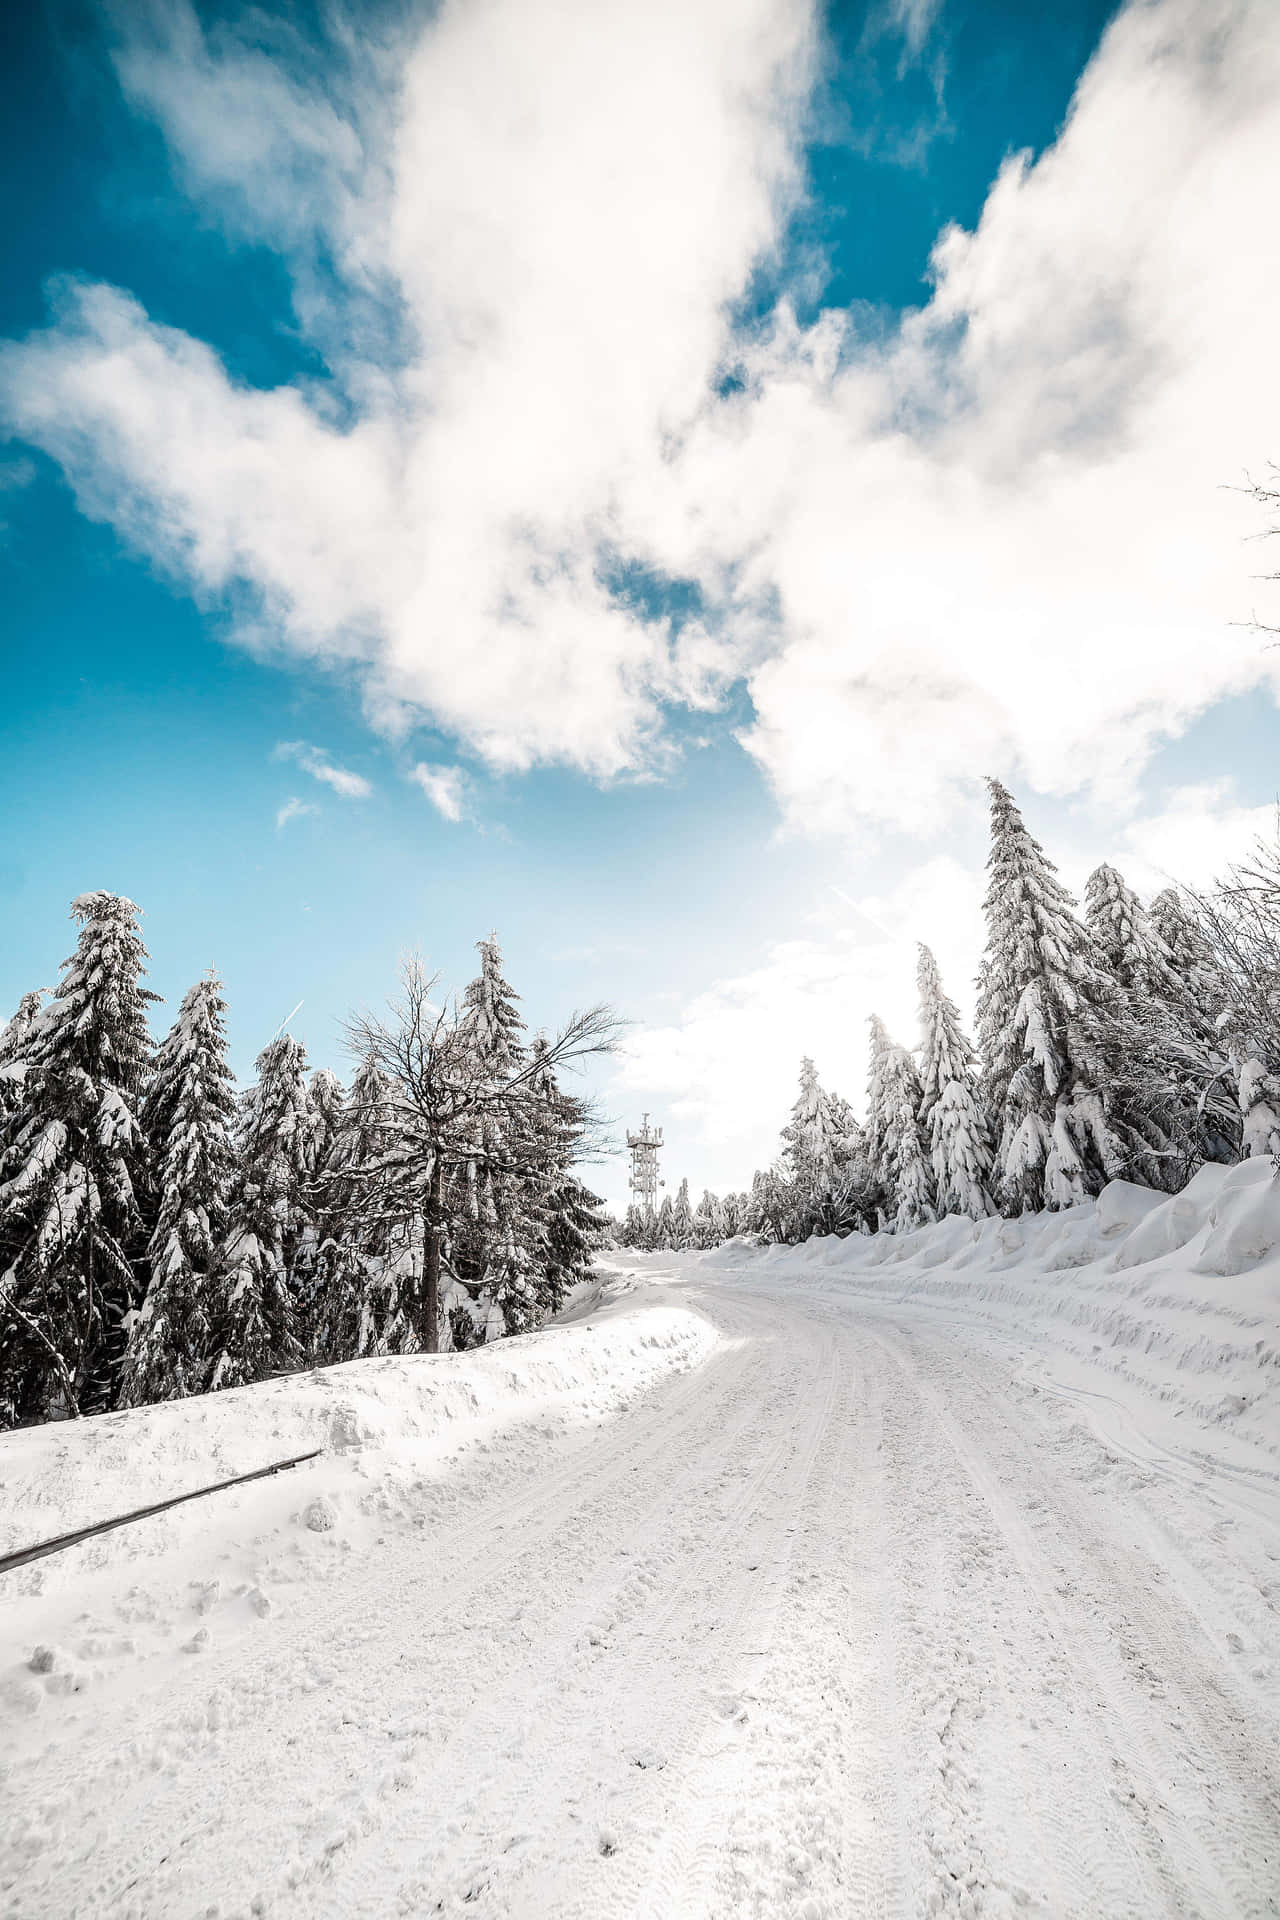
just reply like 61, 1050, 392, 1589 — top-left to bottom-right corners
275, 795, 318, 829
408, 761, 467, 823
274, 740, 372, 799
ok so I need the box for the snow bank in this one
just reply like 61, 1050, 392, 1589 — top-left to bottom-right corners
700, 1158, 1280, 1482
0, 1295, 717, 1573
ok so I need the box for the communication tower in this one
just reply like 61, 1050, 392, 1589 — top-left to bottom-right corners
626, 1112, 664, 1218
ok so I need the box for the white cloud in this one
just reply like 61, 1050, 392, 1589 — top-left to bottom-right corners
616, 856, 985, 1185
1114, 782, 1278, 895
1, 0, 1277, 840
408, 761, 467, 822
275, 795, 318, 829
275, 740, 372, 799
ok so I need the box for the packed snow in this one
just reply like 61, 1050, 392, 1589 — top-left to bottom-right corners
3, 1163, 1279, 1917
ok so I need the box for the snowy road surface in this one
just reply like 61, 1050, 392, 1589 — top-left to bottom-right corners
3, 1251, 1280, 1918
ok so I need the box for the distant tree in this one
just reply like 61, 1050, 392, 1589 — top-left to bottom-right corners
693, 1189, 720, 1248
669, 1176, 695, 1249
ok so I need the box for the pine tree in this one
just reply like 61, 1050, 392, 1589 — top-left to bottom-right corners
670, 1176, 695, 1249
975, 781, 1136, 1212
308, 1069, 346, 1175
1239, 1057, 1280, 1158
654, 1191, 676, 1247
1085, 866, 1186, 1004
1149, 888, 1231, 1040
874, 1031, 936, 1233
781, 1058, 839, 1183
0, 990, 45, 1121
0, 894, 158, 1423
206, 1034, 314, 1389
917, 944, 993, 1220
864, 1015, 898, 1226
456, 935, 529, 1317
1085, 865, 1236, 1178
539, 1172, 603, 1314
118, 974, 236, 1407
311, 1054, 404, 1360
693, 1189, 720, 1248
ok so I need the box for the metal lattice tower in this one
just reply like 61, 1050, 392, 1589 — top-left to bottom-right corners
626, 1113, 664, 1218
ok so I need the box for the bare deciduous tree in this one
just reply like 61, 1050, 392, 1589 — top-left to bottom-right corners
338, 959, 621, 1350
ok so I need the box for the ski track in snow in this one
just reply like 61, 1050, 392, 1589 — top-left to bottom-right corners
2, 1253, 1279, 1918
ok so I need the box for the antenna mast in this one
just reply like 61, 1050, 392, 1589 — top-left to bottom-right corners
626, 1112, 664, 1219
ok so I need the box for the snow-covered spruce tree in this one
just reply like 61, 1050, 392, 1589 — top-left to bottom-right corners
782, 1058, 839, 1180
310, 1054, 407, 1362
118, 974, 236, 1407
1149, 888, 1231, 1038
1084, 865, 1237, 1176
866, 1018, 936, 1232
0, 990, 46, 1122
975, 781, 1145, 1213
455, 936, 531, 1330
0, 894, 158, 1423
206, 1034, 315, 1389
916, 945, 993, 1221
532, 1042, 607, 1318
1239, 1058, 1280, 1158
863, 1016, 899, 1227
1085, 866, 1187, 1005
308, 1069, 346, 1177
693, 1189, 720, 1248
776, 1058, 871, 1238
654, 1191, 676, 1248
669, 1176, 695, 1250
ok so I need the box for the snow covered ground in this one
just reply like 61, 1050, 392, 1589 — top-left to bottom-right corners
3, 1161, 1279, 1918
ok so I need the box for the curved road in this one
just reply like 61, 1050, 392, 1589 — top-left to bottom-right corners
5, 1266, 1279, 1918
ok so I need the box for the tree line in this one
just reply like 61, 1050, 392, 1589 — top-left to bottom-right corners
623, 780, 1280, 1250
0, 910, 615, 1427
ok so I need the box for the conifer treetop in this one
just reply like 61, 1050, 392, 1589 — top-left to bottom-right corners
38, 891, 160, 1092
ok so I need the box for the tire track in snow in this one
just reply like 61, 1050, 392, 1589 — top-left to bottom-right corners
865, 1316, 1280, 1919
305, 1320, 843, 1917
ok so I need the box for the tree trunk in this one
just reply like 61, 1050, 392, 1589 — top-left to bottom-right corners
423, 1153, 444, 1354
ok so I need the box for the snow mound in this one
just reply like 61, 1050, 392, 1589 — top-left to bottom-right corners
0, 1298, 718, 1570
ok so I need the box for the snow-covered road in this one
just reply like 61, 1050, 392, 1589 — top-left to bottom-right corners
4, 1254, 1279, 1919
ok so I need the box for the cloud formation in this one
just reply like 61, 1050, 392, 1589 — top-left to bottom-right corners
408, 761, 467, 823
275, 741, 372, 799
275, 795, 317, 830
2, 0, 1278, 836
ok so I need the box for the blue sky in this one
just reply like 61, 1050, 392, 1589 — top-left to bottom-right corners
3, 0, 1279, 1211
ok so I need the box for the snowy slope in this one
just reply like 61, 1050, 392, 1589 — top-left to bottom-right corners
2, 1171, 1279, 1918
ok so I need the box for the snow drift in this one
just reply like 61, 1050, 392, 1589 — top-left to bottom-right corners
0, 1289, 716, 1585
